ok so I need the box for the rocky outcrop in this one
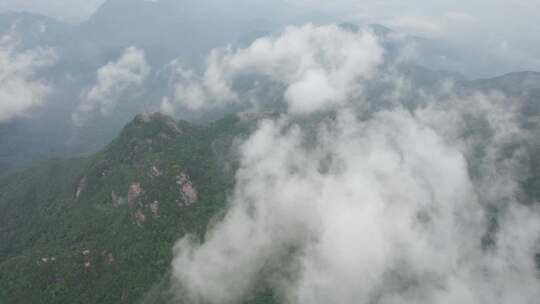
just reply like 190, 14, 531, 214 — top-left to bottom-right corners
149, 165, 162, 178
131, 209, 146, 227
127, 183, 143, 204
149, 201, 160, 218
176, 173, 198, 207
76, 176, 87, 199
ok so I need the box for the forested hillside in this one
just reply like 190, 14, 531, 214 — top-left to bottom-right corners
0, 113, 253, 304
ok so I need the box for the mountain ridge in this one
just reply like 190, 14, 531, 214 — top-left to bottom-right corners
0, 112, 248, 304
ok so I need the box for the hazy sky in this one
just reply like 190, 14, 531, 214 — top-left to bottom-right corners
1, 0, 539, 76
0, 0, 106, 22
287, 0, 540, 75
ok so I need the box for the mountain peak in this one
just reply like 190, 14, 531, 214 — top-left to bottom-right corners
94, 112, 191, 167
367, 23, 393, 36
338, 22, 393, 38
126, 112, 185, 137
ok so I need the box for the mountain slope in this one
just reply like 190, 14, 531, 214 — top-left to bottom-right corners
460, 71, 540, 115
1, 107, 540, 304
0, 113, 251, 304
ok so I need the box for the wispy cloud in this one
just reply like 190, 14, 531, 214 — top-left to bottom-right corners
170, 24, 540, 304
162, 24, 383, 115
72, 46, 151, 126
0, 34, 56, 123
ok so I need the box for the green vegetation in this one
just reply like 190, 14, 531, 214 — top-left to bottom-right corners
2, 110, 538, 304
0, 113, 252, 304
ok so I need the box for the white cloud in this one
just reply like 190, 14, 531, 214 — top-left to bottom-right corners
1, 0, 537, 76
162, 24, 383, 115
170, 23, 540, 304
72, 46, 150, 126
0, 34, 56, 123
173, 105, 540, 304
288, 0, 540, 76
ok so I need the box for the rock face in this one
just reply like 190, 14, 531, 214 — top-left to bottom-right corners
132, 209, 146, 227
76, 176, 87, 199
149, 165, 162, 178
149, 201, 160, 218
176, 173, 198, 207
127, 183, 143, 204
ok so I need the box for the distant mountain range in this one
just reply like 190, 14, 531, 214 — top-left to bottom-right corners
0, 0, 290, 176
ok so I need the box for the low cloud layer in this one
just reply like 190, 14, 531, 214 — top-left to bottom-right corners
162, 24, 383, 115
287, 0, 540, 76
72, 47, 150, 126
2, 0, 538, 76
0, 34, 56, 123
170, 24, 540, 303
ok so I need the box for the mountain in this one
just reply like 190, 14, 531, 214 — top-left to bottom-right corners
459, 71, 540, 116
2, 103, 540, 303
0, 112, 256, 304
0, 0, 285, 177
457, 72, 540, 202
0, 9, 481, 177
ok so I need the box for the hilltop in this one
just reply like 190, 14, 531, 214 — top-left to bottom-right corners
0, 112, 253, 304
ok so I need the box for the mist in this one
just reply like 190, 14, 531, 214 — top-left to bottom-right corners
0, 1, 539, 303
2, 0, 540, 77
0, 32, 56, 123
170, 24, 540, 304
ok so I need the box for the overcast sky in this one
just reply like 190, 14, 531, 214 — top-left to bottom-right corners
0, 0, 105, 22
1, 0, 539, 76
